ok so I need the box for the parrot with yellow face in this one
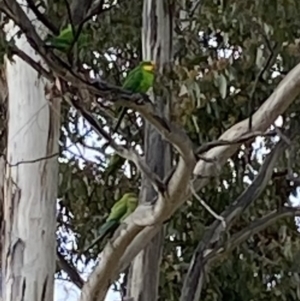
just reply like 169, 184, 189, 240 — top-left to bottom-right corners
113, 61, 155, 133
83, 192, 138, 253
45, 27, 155, 133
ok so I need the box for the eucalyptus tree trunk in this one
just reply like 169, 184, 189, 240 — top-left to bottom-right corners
127, 0, 174, 300
0, 63, 8, 300
1, 4, 60, 301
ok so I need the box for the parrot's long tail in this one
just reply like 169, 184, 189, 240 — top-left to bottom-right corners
45, 37, 71, 51
113, 107, 127, 134
81, 220, 119, 254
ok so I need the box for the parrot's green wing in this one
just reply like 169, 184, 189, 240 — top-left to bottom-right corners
107, 197, 129, 221
82, 193, 137, 253
55, 24, 74, 42
139, 68, 155, 92
122, 66, 144, 92
122, 64, 154, 93
120, 201, 138, 221
113, 66, 145, 133
45, 25, 73, 51
107, 192, 137, 222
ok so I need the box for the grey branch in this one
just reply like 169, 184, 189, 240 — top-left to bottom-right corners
180, 126, 299, 301
56, 250, 85, 289
205, 207, 300, 264
189, 182, 226, 227
62, 95, 167, 196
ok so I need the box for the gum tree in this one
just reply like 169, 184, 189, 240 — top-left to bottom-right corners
1, 0, 300, 300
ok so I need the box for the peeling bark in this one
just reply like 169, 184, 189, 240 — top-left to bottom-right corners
127, 1, 174, 300
2, 3, 60, 301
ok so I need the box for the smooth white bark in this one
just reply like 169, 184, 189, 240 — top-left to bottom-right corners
2, 3, 60, 301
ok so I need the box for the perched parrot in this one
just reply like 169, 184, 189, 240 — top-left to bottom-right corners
83, 192, 138, 253
113, 61, 155, 133
45, 24, 88, 51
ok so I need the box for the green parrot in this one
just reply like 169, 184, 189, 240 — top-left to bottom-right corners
113, 61, 155, 133
83, 192, 138, 253
45, 24, 89, 51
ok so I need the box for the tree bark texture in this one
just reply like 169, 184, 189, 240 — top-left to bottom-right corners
2, 3, 60, 301
0, 62, 8, 300
128, 1, 174, 300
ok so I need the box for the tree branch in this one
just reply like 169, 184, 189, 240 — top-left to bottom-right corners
25, 0, 59, 34
193, 60, 300, 188
79, 47, 300, 301
180, 125, 298, 301
195, 130, 278, 155
56, 250, 84, 289
205, 207, 300, 264
11, 44, 54, 80
62, 95, 168, 196
2, 0, 194, 163
178, 207, 300, 301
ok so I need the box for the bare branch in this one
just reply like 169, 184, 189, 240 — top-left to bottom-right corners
62, 95, 167, 195
193, 61, 300, 187
25, 0, 59, 34
180, 126, 299, 301
56, 250, 84, 289
2, 0, 194, 164
81, 60, 300, 300
196, 130, 278, 155
206, 206, 300, 263
189, 182, 226, 227
11, 45, 53, 80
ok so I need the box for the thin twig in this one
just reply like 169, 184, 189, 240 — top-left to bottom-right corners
204, 206, 300, 264
248, 33, 278, 131
10, 44, 53, 80
62, 94, 168, 195
25, 0, 59, 34
196, 130, 277, 155
189, 182, 226, 228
